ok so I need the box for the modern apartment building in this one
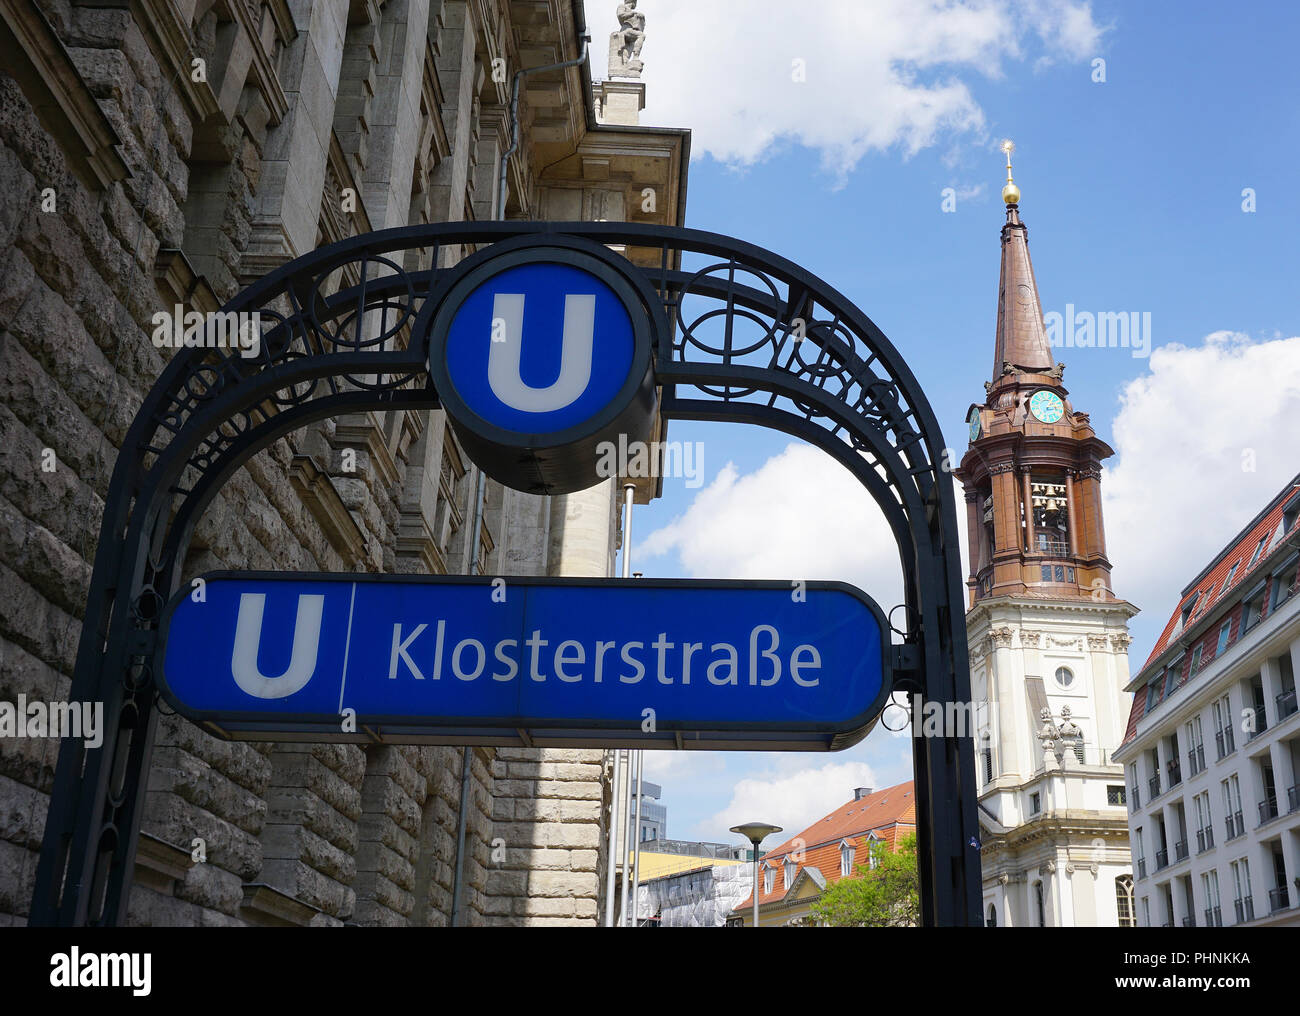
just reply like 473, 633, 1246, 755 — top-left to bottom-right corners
1115, 475, 1300, 927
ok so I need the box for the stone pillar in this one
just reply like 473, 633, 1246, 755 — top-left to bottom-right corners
248, 0, 350, 265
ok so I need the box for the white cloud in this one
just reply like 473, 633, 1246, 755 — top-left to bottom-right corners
701, 760, 879, 842
1105, 331, 1300, 656
591, 0, 1106, 179
638, 442, 907, 613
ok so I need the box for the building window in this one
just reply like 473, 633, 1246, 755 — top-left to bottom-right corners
1034, 881, 1046, 927
840, 841, 854, 878
987, 904, 997, 927
1116, 875, 1135, 927
1216, 620, 1233, 657
1030, 792, 1041, 814
1242, 586, 1266, 632
1248, 535, 1269, 568
1270, 556, 1297, 610
1283, 497, 1300, 536
1224, 561, 1240, 592
1189, 644, 1203, 677
867, 833, 881, 869
982, 746, 995, 786
1055, 666, 1074, 688
763, 864, 774, 895
1108, 785, 1127, 806
783, 858, 797, 889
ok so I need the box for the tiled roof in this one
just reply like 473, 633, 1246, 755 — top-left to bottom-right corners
732, 781, 916, 913
1120, 475, 1300, 749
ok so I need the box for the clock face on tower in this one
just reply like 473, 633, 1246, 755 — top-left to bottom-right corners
967, 408, 982, 442
1029, 390, 1065, 424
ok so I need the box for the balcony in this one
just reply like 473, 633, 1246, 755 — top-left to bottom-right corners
1268, 886, 1290, 913
1182, 915, 1195, 927
1204, 906, 1223, 927
1167, 760, 1183, 788
1247, 707, 1269, 740
1149, 774, 1162, 800
1278, 688, 1298, 720
1288, 785, 1300, 814
1155, 848, 1169, 871
1215, 728, 1235, 760
1259, 794, 1280, 825
1233, 896, 1255, 923
1196, 827, 1214, 854
1174, 838, 1189, 862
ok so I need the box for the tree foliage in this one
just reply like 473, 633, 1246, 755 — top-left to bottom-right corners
809, 833, 920, 927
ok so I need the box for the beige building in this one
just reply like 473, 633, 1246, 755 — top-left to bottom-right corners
0, 0, 686, 926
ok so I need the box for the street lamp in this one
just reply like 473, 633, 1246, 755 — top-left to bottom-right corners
731, 822, 782, 928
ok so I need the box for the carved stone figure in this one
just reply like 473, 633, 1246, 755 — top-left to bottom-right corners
1038, 707, 1060, 771
609, 1, 646, 77
1057, 705, 1082, 768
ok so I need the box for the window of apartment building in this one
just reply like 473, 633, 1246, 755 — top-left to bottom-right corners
1230, 858, 1254, 923
1108, 785, 1127, 806
1141, 896, 1151, 926
1116, 875, 1135, 927
839, 841, 854, 877
1270, 554, 1298, 610
867, 833, 881, 870
763, 864, 774, 895
1213, 693, 1235, 758
1248, 534, 1270, 568
1223, 561, 1240, 595
1194, 791, 1214, 853
1189, 644, 1204, 678
1222, 775, 1244, 840
1172, 593, 1200, 637
1133, 826, 1146, 879
1129, 762, 1140, 807
784, 857, 797, 889
1216, 619, 1233, 657
1242, 585, 1267, 633
1186, 716, 1206, 775
1145, 669, 1165, 714
1283, 497, 1300, 536
1202, 870, 1222, 926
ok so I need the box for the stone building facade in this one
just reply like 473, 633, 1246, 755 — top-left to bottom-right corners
0, 0, 687, 926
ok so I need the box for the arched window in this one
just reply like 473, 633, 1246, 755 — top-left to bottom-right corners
1116, 874, 1135, 927
987, 903, 998, 927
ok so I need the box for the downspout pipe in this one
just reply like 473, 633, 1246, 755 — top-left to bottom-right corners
496, 35, 592, 218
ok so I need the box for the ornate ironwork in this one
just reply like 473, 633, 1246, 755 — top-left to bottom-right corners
32, 222, 979, 927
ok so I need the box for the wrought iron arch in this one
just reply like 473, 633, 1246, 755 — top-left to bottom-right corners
32, 222, 980, 927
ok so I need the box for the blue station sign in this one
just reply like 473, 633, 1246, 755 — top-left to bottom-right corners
158, 573, 892, 751
425, 239, 661, 495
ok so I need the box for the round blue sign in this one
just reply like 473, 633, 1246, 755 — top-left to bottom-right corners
443, 262, 636, 435
425, 240, 658, 494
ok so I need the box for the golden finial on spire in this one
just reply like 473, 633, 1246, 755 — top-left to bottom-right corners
1000, 139, 1020, 205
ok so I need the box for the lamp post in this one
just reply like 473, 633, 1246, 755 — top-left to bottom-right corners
731, 822, 782, 928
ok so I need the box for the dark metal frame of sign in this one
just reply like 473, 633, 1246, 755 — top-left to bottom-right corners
31, 221, 980, 928
155, 572, 894, 751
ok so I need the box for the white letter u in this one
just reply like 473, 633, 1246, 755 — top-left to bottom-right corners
231, 593, 325, 699
487, 292, 595, 412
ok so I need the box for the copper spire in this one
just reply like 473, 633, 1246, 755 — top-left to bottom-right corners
992, 142, 1054, 379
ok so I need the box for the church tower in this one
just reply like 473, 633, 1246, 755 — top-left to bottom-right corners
955, 144, 1138, 927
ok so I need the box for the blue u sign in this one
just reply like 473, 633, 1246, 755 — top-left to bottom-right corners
158, 573, 892, 751
425, 240, 659, 495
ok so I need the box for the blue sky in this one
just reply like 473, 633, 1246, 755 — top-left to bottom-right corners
590, 0, 1300, 843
